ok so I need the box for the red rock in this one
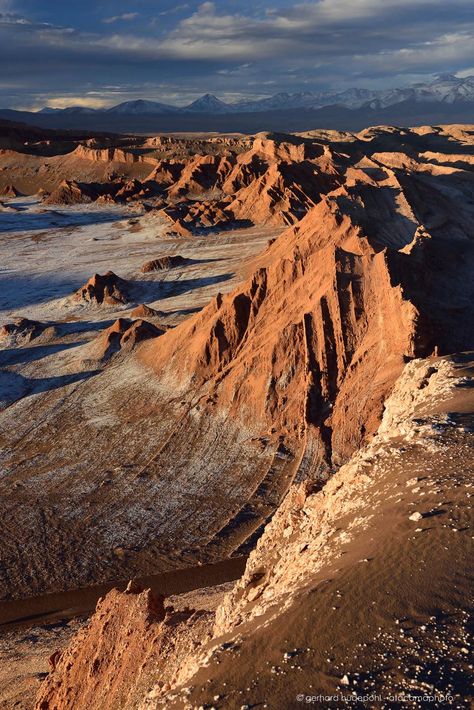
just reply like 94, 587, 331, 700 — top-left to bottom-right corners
140, 189, 420, 464
115, 178, 145, 201
130, 303, 164, 319
35, 588, 212, 710
44, 179, 97, 205
91, 317, 164, 361
73, 271, 129, 306
0, 317, 45, 342
0, 184, 20, 197
141, 255, 187, 273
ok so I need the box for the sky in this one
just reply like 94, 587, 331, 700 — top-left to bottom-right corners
1, 0, 473, 110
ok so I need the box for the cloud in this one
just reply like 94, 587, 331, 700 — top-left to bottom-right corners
217, 63, 252, 76
133, 0, 473, 70
42, 95, 110, 109
158, 4, 190, 16
0, 12, 32, 25
103, 12, 139, 25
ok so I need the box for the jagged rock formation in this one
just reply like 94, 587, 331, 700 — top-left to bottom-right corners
0, 317, 45, 343
142, 134, 341, 234
2, 132, 342, 230
158, 201, 238, 235
44, 179, 98, 205
119, 320, 163, 351
0, 184, 20, 197
73, 271, 129, 306
87, 318, 164, 363
136, 202, 415, 463
35, 586, 213, 710
95, 192, 118, 205
138, 126, 474, 466
115, 178, 149, 201
141, 255, 188, 273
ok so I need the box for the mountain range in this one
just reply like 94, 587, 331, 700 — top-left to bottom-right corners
35, 74, 474, 115
1, 75, 473, 133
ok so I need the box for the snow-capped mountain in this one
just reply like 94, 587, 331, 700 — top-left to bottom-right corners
36, 74, 474, 116
232, 91, 325, 112
326, 87, 378, 108
38, 107, 63, 114
183, 94, 230, 113
231, 74, 474, 112
411, 73, 474, 104
360, 74, 474, 109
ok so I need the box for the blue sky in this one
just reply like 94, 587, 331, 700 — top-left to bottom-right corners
1, 0, 473, 109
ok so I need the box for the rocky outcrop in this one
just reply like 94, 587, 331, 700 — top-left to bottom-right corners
115, 179, 148, 201
35, 585, 213, 710
0, 317, 45, 343
130, 303, 165, 319
141, 133, 343, 234
141, 255, 188, 273
96, 193, 118, 205
159, 200, 237, 235
140, 128, 474, 466
88, 318, 164, 362
119, 319, 163, 351
0, 184, 20, 198
221, 137, 336, 226
44, 179, 98, 205
141, 192, 418, 465
72, 144, 158, 166
73, 271, 129, 306
213, 357, 467, 634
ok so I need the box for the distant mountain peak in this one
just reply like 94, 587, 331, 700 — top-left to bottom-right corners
106, 99, 175, 115
184, 94, 230, 113
435, 73, 459, 81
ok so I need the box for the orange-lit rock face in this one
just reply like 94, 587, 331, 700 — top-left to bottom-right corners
129, 303, 164, 319
140, 195, 416, 463
35, 586, 213, 710
89, 318, 164, 362
0, 184, 20, 197
73, 271, 129, 306
141, 255, 187, 273
44, 179, 96, 204
138, 125, 474, 464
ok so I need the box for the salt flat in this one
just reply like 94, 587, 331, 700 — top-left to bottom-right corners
0, 197, 275, 325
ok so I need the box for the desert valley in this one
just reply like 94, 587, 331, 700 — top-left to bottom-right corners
0, 116, 472, 709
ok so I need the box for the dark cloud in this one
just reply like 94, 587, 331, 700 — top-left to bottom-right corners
1, 0, 473, 109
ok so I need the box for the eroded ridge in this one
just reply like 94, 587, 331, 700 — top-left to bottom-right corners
0, 124, 473, 605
